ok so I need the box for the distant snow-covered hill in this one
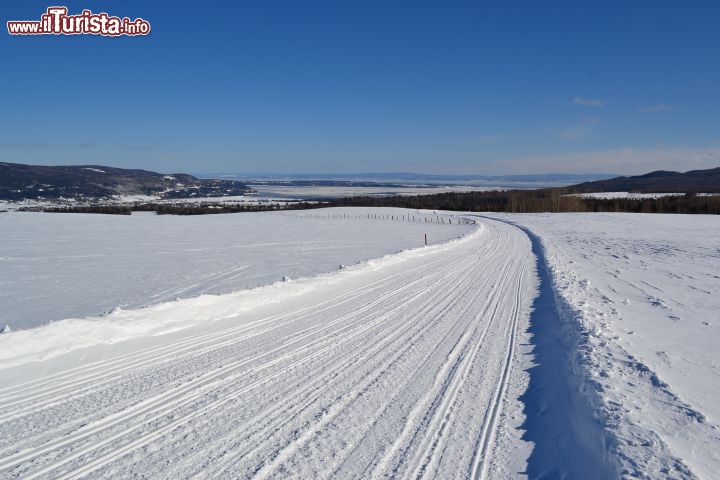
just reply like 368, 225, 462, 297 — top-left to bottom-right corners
0, 162, 253, 200
570, 167, 720, 193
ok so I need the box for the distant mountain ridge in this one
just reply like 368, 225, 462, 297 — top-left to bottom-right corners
0, 162, 253, 200
569, 167, 720, 193
3, 161, 718, 201
202, 172, 616, 186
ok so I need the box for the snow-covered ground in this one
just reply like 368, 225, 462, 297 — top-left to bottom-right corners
0, 208, 469, 330
493, 212, 720, 479
0, 208, 718, 479
0, 213, 538, 479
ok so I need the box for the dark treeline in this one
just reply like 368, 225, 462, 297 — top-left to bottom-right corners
149, 202, 322, 215
330, 190, 720, 214
39, 205, 133, 215
27, 201, 325, 215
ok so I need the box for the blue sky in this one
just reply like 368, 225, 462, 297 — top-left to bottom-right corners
2, 1, 719, 175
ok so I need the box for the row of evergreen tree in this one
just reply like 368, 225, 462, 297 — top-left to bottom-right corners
34, 202, 323, 215
329, 190, 720, 214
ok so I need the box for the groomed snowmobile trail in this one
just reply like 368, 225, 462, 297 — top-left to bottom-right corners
0, 218, 536, 479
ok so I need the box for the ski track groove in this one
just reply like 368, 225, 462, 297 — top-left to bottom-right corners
206, 243, 498, 477
367, 251, 517, 480
251, 248, 501, 480
471, 264, 524, 480
0, 218, 534, 480
412, 262, 522, 480
50, 255, 480, 480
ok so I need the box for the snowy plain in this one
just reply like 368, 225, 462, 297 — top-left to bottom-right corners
0, 208, 718, 479
0, 208, 469, 330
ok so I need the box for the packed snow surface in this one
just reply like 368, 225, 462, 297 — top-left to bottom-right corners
0, 214, 537, 479
0, 208, 469, 330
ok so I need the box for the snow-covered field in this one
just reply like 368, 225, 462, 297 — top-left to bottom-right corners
0, 210, 536, 479
0, 208, 718, 479
0, 208, 469, 330
493, 212, 720, 479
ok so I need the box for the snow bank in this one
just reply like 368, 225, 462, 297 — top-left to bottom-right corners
514, 225, 619, 478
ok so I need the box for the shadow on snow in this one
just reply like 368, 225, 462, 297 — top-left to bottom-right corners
518, 226, 616, 479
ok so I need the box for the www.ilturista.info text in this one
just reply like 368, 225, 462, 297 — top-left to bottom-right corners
7, 7, 150, 36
